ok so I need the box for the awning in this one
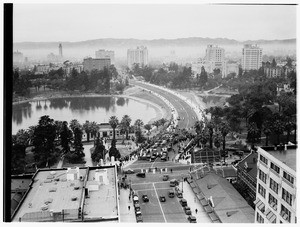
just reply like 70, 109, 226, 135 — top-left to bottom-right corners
200, 198, 208, 206
196, 194, 204, 200
190, 182, 196, 188
192, 187, 200, 194
208, 212, 219, 221
265, 209, 276, 222
204, 205, 213, 213
257, 200, 265, 211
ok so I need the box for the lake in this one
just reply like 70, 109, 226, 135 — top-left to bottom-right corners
12, 96, 157, 134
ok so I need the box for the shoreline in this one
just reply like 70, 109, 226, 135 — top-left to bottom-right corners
12, 90, 169, 125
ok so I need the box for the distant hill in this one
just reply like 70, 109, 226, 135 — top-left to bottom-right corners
14, 37, 296, 49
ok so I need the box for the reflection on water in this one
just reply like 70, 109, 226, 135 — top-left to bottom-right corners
12, 96, 156, 134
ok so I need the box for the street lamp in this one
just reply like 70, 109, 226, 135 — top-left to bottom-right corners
181, 173, 184, 193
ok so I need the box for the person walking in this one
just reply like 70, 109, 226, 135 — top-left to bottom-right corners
195, 208, 198, 214
128, 205, 130, 211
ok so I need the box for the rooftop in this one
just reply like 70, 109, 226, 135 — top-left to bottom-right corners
237, 152, 258, 179
191, 172, 255, 223
260, 146, 296, 172
12, 166, 118, 222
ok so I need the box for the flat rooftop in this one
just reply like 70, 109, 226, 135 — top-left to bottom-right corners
12, 166, 118, 222
267, 149, 296, 172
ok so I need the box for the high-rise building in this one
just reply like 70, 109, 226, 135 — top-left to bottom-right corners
204, 45, 226, 77
95, 50, 115, 64
59, 43, 63, 57
83, 57, 111, 72
127, 46, 148, 68
13, 50, 24, 63
255, 145, 297, 224
241, 44, 262, 71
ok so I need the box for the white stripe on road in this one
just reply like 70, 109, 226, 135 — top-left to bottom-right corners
133, 187, 171, 192
153, 183, 167, 223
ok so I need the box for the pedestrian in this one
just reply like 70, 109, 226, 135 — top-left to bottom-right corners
129, 194, 131, 201
195, 208, 198, 214
171, 169, 173, 173
128, 205, 130, 211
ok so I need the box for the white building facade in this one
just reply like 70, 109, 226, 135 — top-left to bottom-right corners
255, 146, 297, 224
127, 46, 148, 68
242, 44, 262, 71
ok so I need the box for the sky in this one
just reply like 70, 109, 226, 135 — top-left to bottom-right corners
13, 3, 297, 43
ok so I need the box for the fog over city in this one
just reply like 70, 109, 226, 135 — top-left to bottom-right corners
13, 3, 297, 63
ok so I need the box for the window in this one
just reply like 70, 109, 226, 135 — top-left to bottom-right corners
259, 154, 268, 165
270, 162, 280, 174
259, 169, 267, 183
282, 188, 293, 206
258, 184, 266, 198
281, 205, 291, 223
270, 178, 279, 194
256, 212, 264, 223
283, 171, 294, 185
268, 193, 278, 210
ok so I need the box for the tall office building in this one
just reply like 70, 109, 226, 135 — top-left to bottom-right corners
83, 57, 111, 72
95, 50, 115, 64
59, 43, 63, 58
255, 145, 297, 224
204, 45, 226, 77
127, 46, 148, 68
241, 44, 262, 71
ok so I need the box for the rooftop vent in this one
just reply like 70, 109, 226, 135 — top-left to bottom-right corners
74, 186, 80, 190
49, 187, 57, 192
71, 196, 77, 201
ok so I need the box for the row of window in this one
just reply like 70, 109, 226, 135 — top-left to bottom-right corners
259, 154, 295, 185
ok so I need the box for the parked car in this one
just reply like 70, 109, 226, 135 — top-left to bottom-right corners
136, 215, 143, 223
134, 203, 141, 211
170, 179, 179, 187
159, 195, 166, 202
133, 195, 139, 204
142, 195, 149, 202
163, 174, 169, 181
184, 206, 191, 215
187, 215, 197, 223
168, 190, 175, 198
123, 169, 135, 174
176, 190, 183, 198
136, 172, 146, 178
180, 199, 187, 207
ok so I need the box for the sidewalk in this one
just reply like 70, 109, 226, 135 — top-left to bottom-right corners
119, 188, 136, 223
182, 181, 212, 223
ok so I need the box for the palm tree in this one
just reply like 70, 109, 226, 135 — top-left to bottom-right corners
83, 121, 92, 142
284, 118, 295, 144
220, 122, 230, 162
90, 121, 100, 141
207, 121, 215, 148
120, 115, 132, 140
152, 120, 160, 130
194, 120, 204, 135
159, 118, 167, 126
134, 119, 144, 131
69, 119, 81, 133
109, 116, 119, 141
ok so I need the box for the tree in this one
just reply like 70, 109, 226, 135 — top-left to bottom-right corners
32, 115, 58, 167
134, 119, 144, 143
271, 58, 277, 68
83, 121, 92, 142
206, 122, 215, 148
90, 121, 100, 141
11, 129, 30, 174
198, 66, 208, 89
247, 122, 260, 146
194, 121, 204, 135
69, 119, 81, 133
120, 115, 132, 140
109, 116, 119, 140
144, 124, 152, 134
220, 122, 230, 162
262, 121, 272, 146
92, 136, 106, 163
60, 121, 73, 154
159, 118, 167, 126
109, 139, 121, 160
152, 120, 160, 130
272, 118, 285, 145
73, 126, 85, 160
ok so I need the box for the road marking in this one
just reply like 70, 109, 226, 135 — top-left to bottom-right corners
131, 181, 169, 186
153, 183, 167, 223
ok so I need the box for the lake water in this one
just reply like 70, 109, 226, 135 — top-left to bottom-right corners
12, 96, 157, 134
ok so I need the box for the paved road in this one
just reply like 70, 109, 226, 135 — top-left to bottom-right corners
130, 80, 199, 129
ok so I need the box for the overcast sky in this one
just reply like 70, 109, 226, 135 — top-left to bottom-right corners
13, 3, 297, 42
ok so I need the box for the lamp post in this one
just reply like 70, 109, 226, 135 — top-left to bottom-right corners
181, 173, 184, 193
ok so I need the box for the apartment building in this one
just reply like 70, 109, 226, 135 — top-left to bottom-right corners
83, 57, 111, 72
241, 44, 262, 71
205, 44, 226, 77
255, 145, 297, 224
127, 46, 148, 68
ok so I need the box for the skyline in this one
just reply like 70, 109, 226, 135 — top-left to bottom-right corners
14, 4, 297, 43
